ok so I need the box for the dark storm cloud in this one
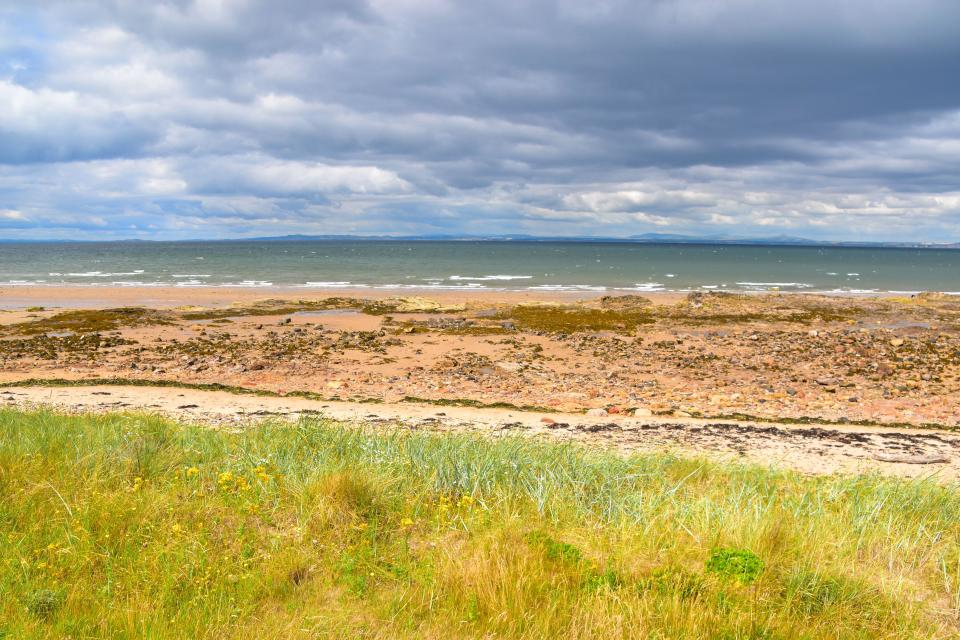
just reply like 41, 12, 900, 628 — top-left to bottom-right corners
0, 0, 959, 240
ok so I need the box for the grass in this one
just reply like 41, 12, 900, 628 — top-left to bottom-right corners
1, 408, 959, 638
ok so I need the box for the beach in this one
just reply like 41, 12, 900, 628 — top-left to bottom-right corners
2, 285, 958, 480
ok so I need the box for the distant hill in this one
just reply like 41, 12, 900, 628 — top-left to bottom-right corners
241, 233, 960, 249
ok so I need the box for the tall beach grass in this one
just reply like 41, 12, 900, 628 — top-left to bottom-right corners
0, 407, 958, 638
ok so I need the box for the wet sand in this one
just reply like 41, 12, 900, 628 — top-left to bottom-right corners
0, 285, 687, 311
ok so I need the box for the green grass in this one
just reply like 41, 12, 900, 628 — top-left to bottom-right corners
1, 408, 959, 638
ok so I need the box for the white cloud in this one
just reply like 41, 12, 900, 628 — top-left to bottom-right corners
0, 1, 959, 240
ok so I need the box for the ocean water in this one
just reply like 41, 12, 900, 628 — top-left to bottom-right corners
0, 240, 958, 294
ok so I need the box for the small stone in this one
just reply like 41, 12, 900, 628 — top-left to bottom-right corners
632, 407, 653, 417
540, 417, 556, 425
586, 408, 607, 417
890, 338, 904, 347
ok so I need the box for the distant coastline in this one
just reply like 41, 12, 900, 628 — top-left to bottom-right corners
1, 234, 957, 249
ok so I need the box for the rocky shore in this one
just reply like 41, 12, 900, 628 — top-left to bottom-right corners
2, 290, 958, 429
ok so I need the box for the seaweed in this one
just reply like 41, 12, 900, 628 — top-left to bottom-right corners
5, 307, 170, 336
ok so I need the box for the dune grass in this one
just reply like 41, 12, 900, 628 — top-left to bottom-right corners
0, 408, 958, 638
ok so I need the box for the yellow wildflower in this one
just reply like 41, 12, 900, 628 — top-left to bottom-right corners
400, 517, 415, 528
186, 466, 199, 478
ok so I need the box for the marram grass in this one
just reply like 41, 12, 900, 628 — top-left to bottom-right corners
0, 408, 958, 639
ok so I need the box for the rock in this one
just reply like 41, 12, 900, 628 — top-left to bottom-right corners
890, 338, 904, 347
540, 417, 556, 425
382, 297, 465, 313
815, 377, 837, 386
586, 408, 608, 417
632, 407, 653, 417
607, 405, 623, 414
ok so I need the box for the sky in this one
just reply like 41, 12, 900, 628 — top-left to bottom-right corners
1, 0, 959, 242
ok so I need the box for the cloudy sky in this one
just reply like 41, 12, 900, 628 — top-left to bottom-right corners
2, 0, 959, 241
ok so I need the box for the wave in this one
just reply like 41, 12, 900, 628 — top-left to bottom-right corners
219, 280, 274, 288
820, 288, 879, 294
628, 282, 666, 292
300, 281, 368, 288
736, 282, 813, 288
525, 284, 608, 292
111, 281, 169, 287
382, 282, 494, 290
50, 270, 146, 277
449, 275, 533, 281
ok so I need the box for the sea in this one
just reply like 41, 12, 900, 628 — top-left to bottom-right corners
0, 240, 958, 294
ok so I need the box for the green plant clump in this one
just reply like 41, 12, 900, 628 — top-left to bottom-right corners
706, 548, 765, 584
